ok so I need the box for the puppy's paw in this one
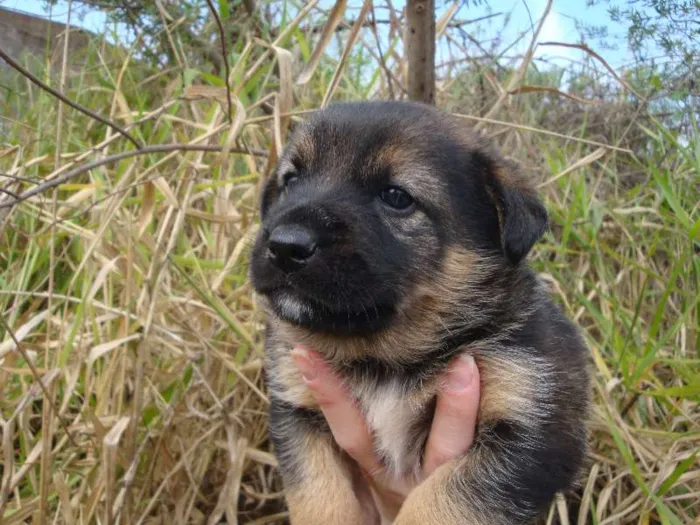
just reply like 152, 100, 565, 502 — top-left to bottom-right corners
392, 461, 480, 525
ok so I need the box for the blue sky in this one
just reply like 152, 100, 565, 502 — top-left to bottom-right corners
8, 0, 637, 68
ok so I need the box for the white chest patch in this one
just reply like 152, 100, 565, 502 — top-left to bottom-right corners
356, 380, 431, 479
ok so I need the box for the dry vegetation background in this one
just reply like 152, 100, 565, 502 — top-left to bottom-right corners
0, 1, 698, 524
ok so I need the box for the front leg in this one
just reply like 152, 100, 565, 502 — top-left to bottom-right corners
395, 419, 584, 525
395, 349, 589, 525
269, 397, 379, 525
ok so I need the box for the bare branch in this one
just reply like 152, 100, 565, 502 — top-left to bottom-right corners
0, 48, 143, 150
539, 41, 645, 100
204, 0, 234, 123
453, 113, 634, 154
0, 188, 21, 200
0, 144, 266, 210
1, 174, 41, 184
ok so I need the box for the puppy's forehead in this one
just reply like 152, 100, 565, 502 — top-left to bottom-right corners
285, 122, 317, 166
289, 112, 411, 164
282, 105, 461, 196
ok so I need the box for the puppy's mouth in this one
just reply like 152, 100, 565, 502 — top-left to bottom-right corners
263, 287, 395, 336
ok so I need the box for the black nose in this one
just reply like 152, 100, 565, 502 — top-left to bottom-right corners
267, 224, 318, 272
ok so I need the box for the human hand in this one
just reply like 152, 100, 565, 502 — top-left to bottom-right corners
290, 347, 480, 522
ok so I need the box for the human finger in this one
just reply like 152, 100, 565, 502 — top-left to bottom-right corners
422, 354, 480, 476
290, 346, 384, 476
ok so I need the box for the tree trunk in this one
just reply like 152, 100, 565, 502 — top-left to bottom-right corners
405, 0, 435, 105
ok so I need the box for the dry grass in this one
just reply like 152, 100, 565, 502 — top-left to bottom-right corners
1, 2, 698, 524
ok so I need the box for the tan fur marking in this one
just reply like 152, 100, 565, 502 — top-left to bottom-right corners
392, 460, 475, 525
475, 353, 550, 425
372, 140, 413, 171
492, 163, 520, 188
273, 345, 316, 408
484, 183, 505, 231
286, 432, 377, 525
371, 133, 446, 203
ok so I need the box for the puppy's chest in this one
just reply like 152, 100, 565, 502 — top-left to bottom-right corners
354, 379, 434, 478
271, 350, 434, 478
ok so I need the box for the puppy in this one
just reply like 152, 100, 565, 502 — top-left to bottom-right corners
250, 101, 590, 525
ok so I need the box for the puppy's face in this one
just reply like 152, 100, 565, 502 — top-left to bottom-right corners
250, 101, 547, 337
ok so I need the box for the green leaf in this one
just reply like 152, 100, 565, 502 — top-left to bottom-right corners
689, 217, 700, 240
218, 0, 230, 22
650, 166, 690, 228
643, 384, 700, 398
200, 71, 225, 87
182, 364, 193, 387
161, 381, 178, 403
182, 68, 200, 89
657, 452, 698, 497
294, 27, 311, 62
142, 405, 160, 426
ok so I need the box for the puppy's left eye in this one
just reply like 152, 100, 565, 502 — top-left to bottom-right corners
380, 186, 414, 211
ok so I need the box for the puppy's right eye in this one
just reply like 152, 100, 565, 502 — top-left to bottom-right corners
380, 186, 415, 211
282, 172, 300, 188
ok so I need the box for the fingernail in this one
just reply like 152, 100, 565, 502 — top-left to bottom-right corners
291, 347, 317, 382
445, 354, 476, 393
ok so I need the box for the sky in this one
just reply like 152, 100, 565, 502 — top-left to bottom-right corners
6, 0, 638, 69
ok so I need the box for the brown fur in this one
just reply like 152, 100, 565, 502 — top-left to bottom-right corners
392, 461, 472, 525
284, 432, 378, 525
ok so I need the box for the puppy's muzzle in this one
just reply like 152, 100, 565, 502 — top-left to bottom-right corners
266, 224, 318, 273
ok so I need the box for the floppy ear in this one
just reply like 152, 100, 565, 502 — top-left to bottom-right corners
498, 178, 548, 264
478, 152, 549, 264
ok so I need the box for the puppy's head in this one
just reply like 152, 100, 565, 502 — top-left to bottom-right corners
250, 101, 547, 338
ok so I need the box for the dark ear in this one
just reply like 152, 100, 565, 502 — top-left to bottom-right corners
259, 173, 279, 219
499, 182, 548, 264
477, 152, 548, 264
